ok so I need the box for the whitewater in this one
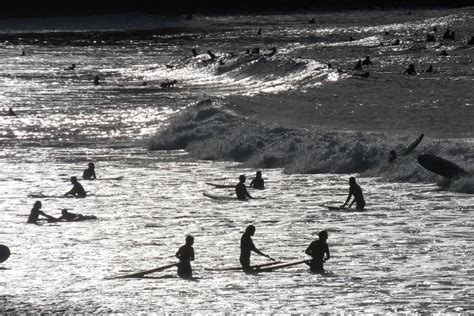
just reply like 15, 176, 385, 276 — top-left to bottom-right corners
0, 8, 473, 313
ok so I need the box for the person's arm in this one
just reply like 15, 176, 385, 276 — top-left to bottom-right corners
324, 244, 330, 261
249, 178, 255, 188
91, 170, 97, 180
65, 186, 76, 196
39, 211, 58, 222
250, 239, 271, 258
342, 191, 352, 208
245, 187, 253, 199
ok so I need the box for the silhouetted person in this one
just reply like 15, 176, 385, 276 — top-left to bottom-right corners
443, 29, 450, 39
175, 235, 194, 279
65, 64, 75, 70
192, 49, 198, 57
141, 81, 147, 86
207, 50, 216, 60
468, 36, 474, 45
93, 75, 100, 86
7, 107, 16, 117
245, 48, 250, 54
27, 201, 57, 224
341, 177, 365, 210
426, 65, 433, 73
354, 60, 362, 70
439, 50, 448, 56
305, 230, 330, 273
349, 36, 354, 41
362, 56, 373, 65
240, 225, 271, 272
236, 175, 252, 200
21, 49, 25, 56
384, 31, 389, 35
65, 176, 86, 198
250, 171, 264, 189
308, 18, 315, 24
265, 47, 277, 57
404, 64, 417, 75
449, 31, 455, 40
389, 150, 397, 163
426, 34, 436, 42
257, 28, 262, 35
392, 38, 400, 45
83, 162, 97, 180
433, 26, 437, 32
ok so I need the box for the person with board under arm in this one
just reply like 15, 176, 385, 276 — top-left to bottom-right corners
341, 177, 365, 210
175, 235, 194, 279
240, 225, 272, 272
236, 175, 252, 200
305, 230, 330, 273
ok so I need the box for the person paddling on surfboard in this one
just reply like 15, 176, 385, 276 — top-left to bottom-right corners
65, 176, 87, 198
249, 171, 264, 190
82, 162, 97, 180
341, 177, 365, 210
305, 230, 330, 273
175, 235, 195, 279
27, 201, 58, 224
236, 175, 252, 200
240, 225, 273, 272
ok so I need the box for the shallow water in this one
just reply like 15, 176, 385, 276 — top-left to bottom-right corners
0, 7, 473, 313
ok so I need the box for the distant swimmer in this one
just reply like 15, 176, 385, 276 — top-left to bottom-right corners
404, 64, 417, 75
439, 50, 448, 56
389, 150, 397, 163
362, 56, 373, 65
426, 34, 436, 42
240, 225, 273, 272
449, 31, 455, 40
236, 175, 252, 200
349, 36, 354, 41
192, 49, 198, 57
305, 230, 330, 273
21, 49, 25, 56
7, 107, 17, 117
93, 75, 100, 86
175, 235, 194, 279
160, 80, 177, 88
250, 171, 264, 189
65, 63, 76, 71
257, 28, 262, 36
207, 50, 217, 61
27, 201, 57, 224
468, 36, 474, 45
265, 47, 277, 57
354, 60, 362, 70
82, 162, 97, 180
392, 38, 400, 45
341, 177, 365, 210
426, 65, 433, 73
308, 18, 315, 24
65, 176, 87, 198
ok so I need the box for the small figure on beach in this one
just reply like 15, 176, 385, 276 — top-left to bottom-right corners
404, 64, 417, 75
250, 171, 265, 190
82, 162, 97, 180
240, 225, 272, 272
27, 201, 57, 224
175, 235, 195, 279
341, 177, 365, 210
236, 175, 252, 200
65, 176, 87, 198
305, 230, 330, 273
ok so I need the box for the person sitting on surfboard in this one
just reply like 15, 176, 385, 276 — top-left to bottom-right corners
7, 107, 17, 117
249, 171, 264, 190
65, 176, 87, 198
240, 225, 272, 272
27, 201, 58, 224
175, 235, 195, 279
82, 162, 97, 180
305, 230, 330, 273
341, 177, 365, 210
236, 175, 252, 200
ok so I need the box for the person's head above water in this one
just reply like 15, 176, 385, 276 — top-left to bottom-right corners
239, 175, 246, 183
70, 176, 78, 184
88, 162, 95, 170
318, 230, 328, 241
34, 201, 42, 209
256, 171, 262, 178
245, 225, 256, 236
185, 235, 194, 246
349, 177, 356, 186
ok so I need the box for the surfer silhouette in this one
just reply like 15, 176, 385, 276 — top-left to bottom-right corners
404, 64, 417, 75
236, 175, 252, 200
65, 176, 87, 198
175, 235, 195, 279
305, 230, 330, 273
341, 177, 365, 210
7, 107, 17, 117
27, 201, 57, 224
362, 56, 373, 65
83, 162, 97, 180
240, 225, 272, 272
249, 171, 264, 190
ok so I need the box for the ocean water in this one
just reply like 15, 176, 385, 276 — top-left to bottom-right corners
0, 8, 473, 313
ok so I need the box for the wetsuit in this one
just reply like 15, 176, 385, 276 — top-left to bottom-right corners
82, 168, 96, 180
305, 240, 330, 273
235, 183, 251, 200
67, 182, 87, 198
250, 177, 264, 189
349, 183, 365, 209
176, 244, 194, 279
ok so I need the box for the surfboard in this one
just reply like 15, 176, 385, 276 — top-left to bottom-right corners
417, 154, 467, 179
0, 245, 11, 263
108, 262, 179, 279
255, 260, 310, 272
209, 261, 282, 271
319, 204, 345, 210
205, 182, 235, 188
402, 134, 424, 155
203, 192, 237, 201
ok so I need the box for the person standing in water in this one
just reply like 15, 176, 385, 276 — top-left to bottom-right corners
82, 162, 97, 180
236, 175, 252, 200
240, 225, 272, 272
341, 177, 365, 210
305, 230, 330, 273
249, 171, 265, 189
27, 201, 57, 224
65, 176, 87, 198
175, 235, 195, 279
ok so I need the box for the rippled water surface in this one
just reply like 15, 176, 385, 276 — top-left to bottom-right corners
0, 7, 473, 313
